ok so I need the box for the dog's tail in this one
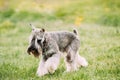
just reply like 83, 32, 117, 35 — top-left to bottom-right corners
73, 29, 78, 35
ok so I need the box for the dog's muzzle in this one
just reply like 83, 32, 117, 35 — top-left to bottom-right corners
27, 46, 40, 57
27, 46, 36, 54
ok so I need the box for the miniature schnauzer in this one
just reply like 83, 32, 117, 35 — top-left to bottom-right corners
27, 24, 88, 76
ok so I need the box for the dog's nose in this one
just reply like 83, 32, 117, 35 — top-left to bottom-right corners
27, 47, 36, 54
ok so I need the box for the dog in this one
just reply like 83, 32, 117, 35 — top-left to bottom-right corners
27, 24, 88, 76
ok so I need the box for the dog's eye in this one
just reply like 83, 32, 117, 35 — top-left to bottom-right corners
37, 39, 42, 43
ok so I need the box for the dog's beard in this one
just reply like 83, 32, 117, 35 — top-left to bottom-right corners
31, 49, 40, 58
27, 35, 42, 58
27, 47, 40, 58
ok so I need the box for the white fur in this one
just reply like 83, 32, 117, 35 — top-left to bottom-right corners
36, 58, 48, 76
76, 52, 88, 67
37, 52, 88, 76
65, 58, 78, 72
37, 53, 60, 76
45, 53, 60, 74
64, 52, 88, 72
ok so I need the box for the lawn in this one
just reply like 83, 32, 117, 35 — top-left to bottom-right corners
0, 0, 120, 80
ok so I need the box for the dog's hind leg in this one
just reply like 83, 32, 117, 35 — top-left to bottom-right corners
75, 52, 88, 68
65, 47, 78, 72
65, 38, 88, 72
65, 39, 80, 72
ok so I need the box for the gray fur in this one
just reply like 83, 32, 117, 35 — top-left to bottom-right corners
33, 30, 80, 61
27, 26, 88, 75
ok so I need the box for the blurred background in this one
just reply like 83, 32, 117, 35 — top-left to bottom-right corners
0, 0, 120, 28
0, 0, 120, 80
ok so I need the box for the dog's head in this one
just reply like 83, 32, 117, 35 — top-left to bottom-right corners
27, 24, 45, 58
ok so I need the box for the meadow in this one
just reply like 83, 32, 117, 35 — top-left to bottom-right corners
0, 0, 120, 80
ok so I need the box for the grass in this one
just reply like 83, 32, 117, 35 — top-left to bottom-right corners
0, 21, 120, 80
0, 0, 120, 80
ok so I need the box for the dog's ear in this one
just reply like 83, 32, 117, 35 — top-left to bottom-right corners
30, 23, 36, 31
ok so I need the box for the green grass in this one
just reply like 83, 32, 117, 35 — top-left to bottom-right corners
0, 0, 120, 80
0, 21, 120, 80
0, 0, 120, 26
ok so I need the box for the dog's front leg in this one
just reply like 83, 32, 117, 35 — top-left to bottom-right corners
36, 57, 48, 76
45, 53, 60, 74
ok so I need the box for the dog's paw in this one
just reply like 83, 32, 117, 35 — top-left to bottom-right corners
36, 69, 48, 77
48, 66, 55, 74
80, 58, 88, 67
77, 56, 88, 67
